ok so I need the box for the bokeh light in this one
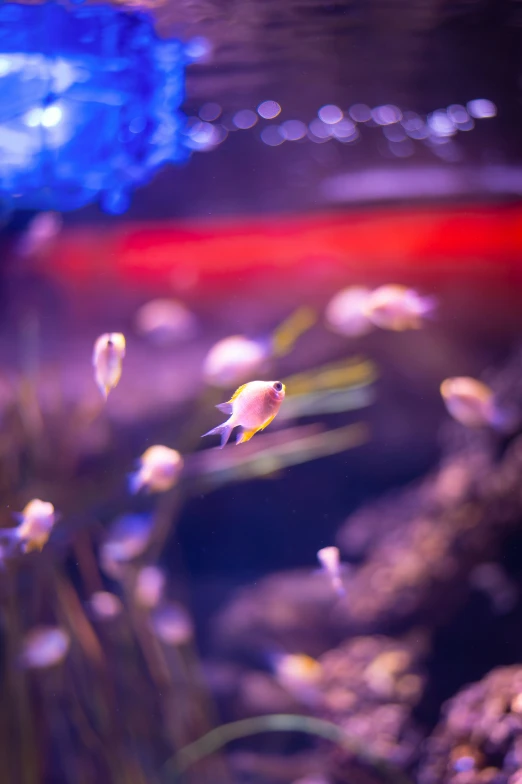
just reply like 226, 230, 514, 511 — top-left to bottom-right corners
186, 121, 227, 150
20, 627, 70, 670
428, 110, 456, 137
308, 118, 331, 139
199, 102, 222, 122
467, 98, 497, 118
260, 125, 284, 146
151, 603, 193, 646
41, 105, 63, 128
184, 36, 212, 61
318, 104, 343, 124
349, 103, 371, 122
331, 120, 358, 141
89, 591, 123, 620
257, 100, 281, 119
447, 104, 469, 124
372, 105, 402, 125
233, 109, 258, 129
388, 139, 414, 157
135, 566, 166, 609
280, 119, 307, 140
401, 112, 426, 137
383, 124, 407, 142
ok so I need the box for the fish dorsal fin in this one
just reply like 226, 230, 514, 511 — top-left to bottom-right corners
229, 383, 249, 403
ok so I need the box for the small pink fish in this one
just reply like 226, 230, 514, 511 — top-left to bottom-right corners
134, 566, 166, 609
203, 335, 268, 388
364, 284, 436, 331
325, 286, 375, 337
20, 626, 70, 669
440, 376, 511, 430
101, 514, 154, 572
129, 445, 183, 494
272, 653, 323, 705
89, 591, 123, 620
203, 309, 315, 388
203, 380, 286, 448
317, 546, 346, 597
17, 212, 62, 258
92, 333, 126, 399
3, 499, 58, 554
150, 602, 193, 646
134, 299, 196, 345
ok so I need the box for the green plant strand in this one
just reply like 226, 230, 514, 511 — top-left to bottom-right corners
164, 713, 413, 784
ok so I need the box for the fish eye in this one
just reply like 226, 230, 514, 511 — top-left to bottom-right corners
273, 381, 283, 392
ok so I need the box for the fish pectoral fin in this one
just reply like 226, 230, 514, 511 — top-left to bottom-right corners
229, 383, 249, 403
216, 402, 233, 415
236, 427, 259, 445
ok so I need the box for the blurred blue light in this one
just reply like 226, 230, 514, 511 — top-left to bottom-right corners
331, 119, 357, 140
184, 36, 212, 61
280, 120, 307, 141
372, 105, 402, 125
257, 101, 281, 120
0, 2, 195, 215
233, 109, 258, 129
199, 103, 221, 122
349, 104, 371, 122
318, 104, 343, 124
428, 110, 456, 137
467, 98, 497, 119
260, 126, 284, 146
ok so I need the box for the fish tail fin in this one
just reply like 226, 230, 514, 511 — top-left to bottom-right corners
0, 528, 22, 559
128, 470, 144, 495
97, 381, 109, 400
236, 427, 258, 445
202, 420, 234, 449
215, 402, 233, 415
491, 405, 519, 435
332, 576, 346, 598
271, 306, 317, 358
418, 294, 438, 319
0, 527, 21, 544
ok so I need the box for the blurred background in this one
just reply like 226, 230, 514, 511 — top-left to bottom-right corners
1, 1, 522, 783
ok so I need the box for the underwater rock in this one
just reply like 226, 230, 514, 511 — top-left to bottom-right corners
314, 634, 428, 771
213, 434, 521, 652
213, 569, 341, 657
332, 434, 522, 635
336, 454, 484, 561
229, 750, 328, 784
418, 665, 522, 784
332, 351, 522, 634
239, 669, 302, 714
208, 634, 428, 775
